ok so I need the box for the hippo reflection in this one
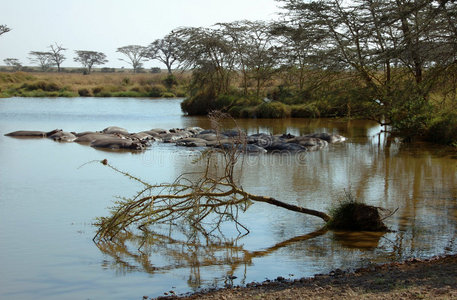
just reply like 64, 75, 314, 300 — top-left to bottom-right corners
5, 126, 346, 154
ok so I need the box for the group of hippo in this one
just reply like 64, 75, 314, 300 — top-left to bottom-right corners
4, 126, 346, 153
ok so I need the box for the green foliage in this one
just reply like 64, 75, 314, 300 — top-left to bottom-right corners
162, 74, 177, 89
160, 92, 176, 98
21, 81, 61, 92
214, 94, 237, 110
290, 103, 320, 118
426, 112, 457, 146
387, 92, 434, 141
78, 88, 91, 97
255, 101, 291, 118
181, 92, 215, 115
148, 84, 167, 97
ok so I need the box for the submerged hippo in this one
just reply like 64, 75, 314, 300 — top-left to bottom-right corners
288, 136, 328, 148
90, 138, 146, 150
48, 131, 77, 142
175, 137, 208, 147
217, 143, 267, 154
102, 126, 129, 135
4, 129, 62, 138
74, 133, 121, 144
307, 133, 346, 143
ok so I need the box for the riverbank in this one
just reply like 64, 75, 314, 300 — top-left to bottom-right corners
0, 71, 189, 98
154, 254, 457, 300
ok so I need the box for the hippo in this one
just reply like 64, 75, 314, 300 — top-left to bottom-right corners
175, 137, 208, 147
218, 143, 267, 154
184, 127, 204, 135
264, 141, 307, 152
222, 129, 246, 138
307, 133, 346, 143
74, 133, 121, 144
141, 130, 162, 138
48, 131, 77, 142
73, 131, 96, 137
90, 138, 146, 150
160, 131, 193, 143
4, 129, 62, 138
288, 136, 328, 148
198, 129, 216, 135
248, 133, 277, 148
148, 128, 169, 134
102, 126, 129, 135
129, 132, 155, 141
195, 133, 229, 142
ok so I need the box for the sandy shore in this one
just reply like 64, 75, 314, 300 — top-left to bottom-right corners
152, 254, 457, 300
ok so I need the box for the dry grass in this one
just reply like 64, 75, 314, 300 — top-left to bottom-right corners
0, 71, 191, 98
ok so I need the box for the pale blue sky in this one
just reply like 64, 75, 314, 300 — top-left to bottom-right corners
0, 0, 280, 69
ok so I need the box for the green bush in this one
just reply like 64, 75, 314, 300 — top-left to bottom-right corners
21, 81, 61, 92
290, 103, 320, 118
255, 101, 291, 118
78, 88, 91, 97
92, 86, 103, 95
160, 92, 176, 98
111, 91, 143, 97
388, 95, 433, 140
426, 112, 457, 146
163, 74, 178, 89
214, 94, 237, 110
181, 93, 215, 115
148, 84, 167, 97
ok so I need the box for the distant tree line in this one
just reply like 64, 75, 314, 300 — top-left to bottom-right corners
1, 0, 457, 142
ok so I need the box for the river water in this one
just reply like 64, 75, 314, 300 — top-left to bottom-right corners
0, 97, 456, 299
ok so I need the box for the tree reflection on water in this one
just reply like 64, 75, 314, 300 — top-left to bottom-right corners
96, 225, 333, 288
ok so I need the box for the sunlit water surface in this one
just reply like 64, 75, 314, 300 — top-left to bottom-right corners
0, 97, 456, 299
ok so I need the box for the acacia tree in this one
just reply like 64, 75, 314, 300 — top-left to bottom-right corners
277, 0, 457, 137
28, 51, 54, 71
176, 26, 237, 100
148, 33, 182, 74
3, 58, 22, 71
219, 21, 282, 98
116, 45, 149, 73
48, 43, 66, 72
240, 21, 281, 98
74, 50, 108, 74
0, 24, 11, 36
271, 21, 328, 92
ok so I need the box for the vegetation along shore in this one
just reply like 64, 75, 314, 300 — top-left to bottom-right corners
2, 1, 457, 146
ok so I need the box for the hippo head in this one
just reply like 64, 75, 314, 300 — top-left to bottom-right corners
130, 141, 145, 150
46, 129, 63, 137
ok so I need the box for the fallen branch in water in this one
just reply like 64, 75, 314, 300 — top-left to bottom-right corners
94, 112, 390, 242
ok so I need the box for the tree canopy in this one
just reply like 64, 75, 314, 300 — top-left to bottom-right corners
116, 45, 149, 73
73, 50, 108, 74
0, 24, 11, 36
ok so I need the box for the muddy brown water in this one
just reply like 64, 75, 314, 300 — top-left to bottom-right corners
0, 97, 456, 299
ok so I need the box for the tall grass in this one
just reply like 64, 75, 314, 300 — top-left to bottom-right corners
0, 71, 190, 98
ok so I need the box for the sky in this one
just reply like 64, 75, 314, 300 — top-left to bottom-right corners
0, 0, 281, 69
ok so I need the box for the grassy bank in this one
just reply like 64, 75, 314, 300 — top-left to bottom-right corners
0, 71, 190, 98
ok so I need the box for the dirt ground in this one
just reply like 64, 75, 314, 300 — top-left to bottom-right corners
153, 254, 457, 300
